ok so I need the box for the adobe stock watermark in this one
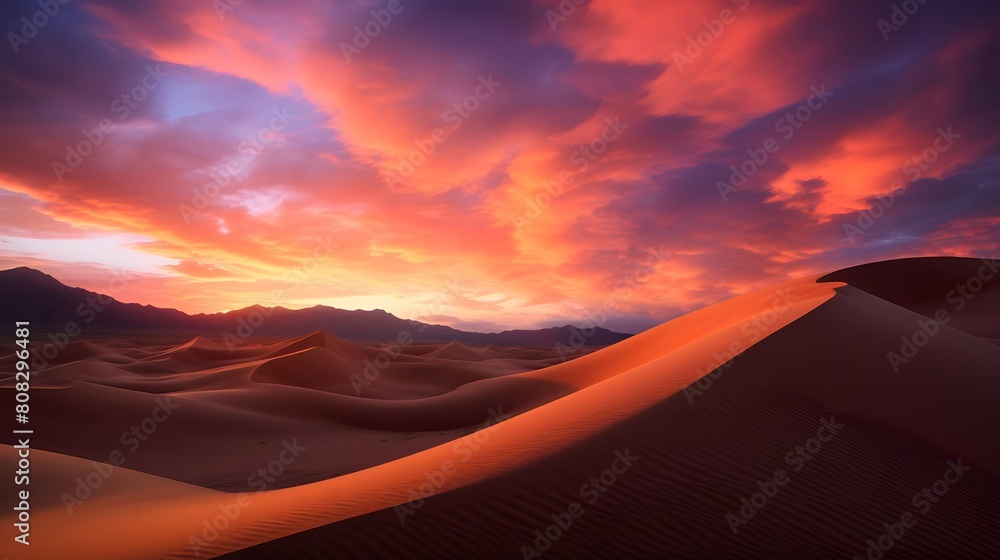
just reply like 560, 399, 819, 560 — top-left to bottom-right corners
222, 234, 339, 351
341, 0, 413, 62
672, 0, 751, 72
684, 287, 798, 405
545, 0, 587, 31
179, 107, 294, 223
878, 0, 932, 42
31, 269, 135, 372
246, 439, 308, 491
519, 448, 639, 558
350, 328, 415, 395
511, 116, 628, 233
726, 416, 845, 534
718, 84, 833, 201
555, 245, 669, 361
51, 65, 169, 182
60, 397, 181, 513
850, 458, 969, 560
394, 407, 510, 524
841, 126, 960, 244
212, 0, 244, 21
189, 439, 307, 557
7, 0, 71, 54
887, 256, 997, 372
382, 74, 501, 189
351, 278, 463, 394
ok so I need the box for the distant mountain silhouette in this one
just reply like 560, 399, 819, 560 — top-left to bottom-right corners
0, 267, 632, 346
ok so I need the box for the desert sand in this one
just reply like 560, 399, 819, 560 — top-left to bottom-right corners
1, 257, 998, 559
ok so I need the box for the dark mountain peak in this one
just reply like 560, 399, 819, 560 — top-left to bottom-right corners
1, 266, 34, 274
0, 266, 65, 287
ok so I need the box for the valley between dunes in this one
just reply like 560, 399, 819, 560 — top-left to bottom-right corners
1, 257, 998, 559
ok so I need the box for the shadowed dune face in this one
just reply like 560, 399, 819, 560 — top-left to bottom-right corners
819, 256, 1000, 340
1, 257, 998, 559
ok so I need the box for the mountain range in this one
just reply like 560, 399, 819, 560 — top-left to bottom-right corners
0, 266, 631, 347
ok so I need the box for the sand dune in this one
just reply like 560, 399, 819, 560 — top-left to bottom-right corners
1, 257, 997, 559
422, 341, 505, 361
820, 256, 1000, 340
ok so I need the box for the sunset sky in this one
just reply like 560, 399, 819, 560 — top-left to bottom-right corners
1, 0, 998, 333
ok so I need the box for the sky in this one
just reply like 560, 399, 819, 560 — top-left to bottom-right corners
0, 0, 998, 334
